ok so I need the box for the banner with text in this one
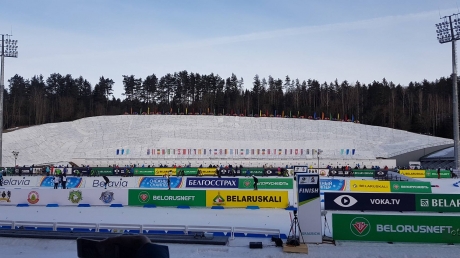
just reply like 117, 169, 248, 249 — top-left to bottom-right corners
415, 194, 460, 212
128, 189, 206, 206
389, 181, 432, 193
320, 179, 346, 191
205, 190, 288, 208
349, 180, 390, 193
238, 178, 294, 189
399, 170, 426, 178
324, 192, 415, 211
296, 173, 322, 243
138, 177, 184, 189
186, 178, 239, 188
333, 213, 460, 243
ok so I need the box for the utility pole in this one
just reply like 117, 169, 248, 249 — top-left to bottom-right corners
436, 14, 460, 169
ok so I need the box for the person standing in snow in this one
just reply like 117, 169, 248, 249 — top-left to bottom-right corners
252, 175, 258, 190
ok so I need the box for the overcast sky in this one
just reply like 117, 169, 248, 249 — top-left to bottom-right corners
1, 0, 460, 98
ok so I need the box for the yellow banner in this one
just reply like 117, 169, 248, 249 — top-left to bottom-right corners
154, 168, 177, 176
350, 180, 390, 192
399, 170, 426, 178
206, 190, 288, 208
198, 168, 217, 176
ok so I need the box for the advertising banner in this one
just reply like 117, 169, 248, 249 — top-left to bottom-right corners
1, 176, 40, 187
133, 168, 155, 176
71, 167, 90, 176
329, 170, 353, 177
90, 167, 113, 176
0, 189, 128, 206
349, 180, 390, 192
247, 168, 264, 176
138, 177, 184, 189
205, 190, 288, 208
415, 194, 460, 212
320, 179, 346, 191
390, 181, 432, 193
425, 170, 452, 178
324, 192, 415, 211
86, 177, 137, 188
39, 176, 85, 188
238, 178, 294, 189
296, 173, 322, 243
128, 189, 206, 207
373, 170, 388, 178
264, 169, 283, 177
332, 213, 460, 243
318, 169, 329, 177
186, 178, 238, 188
218, 168, 241, 176
178, 167, 198, 176
352, 170, 375, 177
293, 166, 308, 173
198, 168, 217, 176
399, 170, 426, 178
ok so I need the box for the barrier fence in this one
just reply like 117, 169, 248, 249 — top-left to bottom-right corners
0, 188, 291, 209
0, 176, 294, 190
4, 166, 290, 177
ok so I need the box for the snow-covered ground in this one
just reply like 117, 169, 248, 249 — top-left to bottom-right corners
2, 115, 452, 166
2, 237, 460, 258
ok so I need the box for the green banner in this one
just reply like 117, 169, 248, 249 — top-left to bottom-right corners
133, 168, 155, 176
390, 181, 432, 193
425, 170, 452, 178
248, 168, 264, 176
415, 194, 460, 212
352, 170, 374, 177
90, 167, 113, 176
333, 213, 460, 243
128, 189, 206, 207
178, 167, 198, 176
238, 178, 294, 189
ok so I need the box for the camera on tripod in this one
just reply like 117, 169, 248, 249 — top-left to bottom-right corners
286, 210, 303, 246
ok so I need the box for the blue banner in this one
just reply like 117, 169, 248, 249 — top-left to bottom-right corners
138, 177, 184, 188
39, 176, 83, 188
186, 177, 239, 188
320, 179, 346, 191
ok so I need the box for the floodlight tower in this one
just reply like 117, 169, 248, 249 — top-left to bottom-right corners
0, 35, 18, 168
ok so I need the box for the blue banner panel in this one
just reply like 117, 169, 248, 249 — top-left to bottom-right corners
138, 177, 183, 189
186, 177, 239, 188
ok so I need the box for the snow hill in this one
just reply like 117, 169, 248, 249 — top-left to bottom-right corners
1, 115, 452, 167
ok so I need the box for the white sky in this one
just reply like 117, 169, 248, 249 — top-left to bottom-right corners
1, 0, 460, 98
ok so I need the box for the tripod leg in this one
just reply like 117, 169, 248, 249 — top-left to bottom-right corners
294, 218, 306, 244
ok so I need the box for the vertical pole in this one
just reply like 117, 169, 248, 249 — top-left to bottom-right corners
450, 16, 460, 169
0, 35, 4, 169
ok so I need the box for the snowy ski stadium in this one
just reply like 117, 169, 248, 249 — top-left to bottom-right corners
1, 115, 460, 258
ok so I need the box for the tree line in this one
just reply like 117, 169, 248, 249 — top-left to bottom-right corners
4, 71, 456, 139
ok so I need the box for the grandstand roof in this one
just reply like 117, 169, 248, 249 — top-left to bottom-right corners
1, 115, 453, 166
421, 146, 454, 160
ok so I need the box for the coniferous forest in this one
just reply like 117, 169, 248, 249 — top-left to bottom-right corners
4, 71, 456, 139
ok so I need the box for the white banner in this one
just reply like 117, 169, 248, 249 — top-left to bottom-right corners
0, 188, 128, 206
84, 177, 138, 188
1, 176, 41, 187
296, 173, 322, 243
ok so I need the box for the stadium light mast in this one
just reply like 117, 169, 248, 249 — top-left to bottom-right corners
436, 14, 460, 169
0, 34, 18, 168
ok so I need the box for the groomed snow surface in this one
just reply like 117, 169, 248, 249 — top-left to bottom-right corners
1, 201, 460, 257
2, 115, 452, 166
